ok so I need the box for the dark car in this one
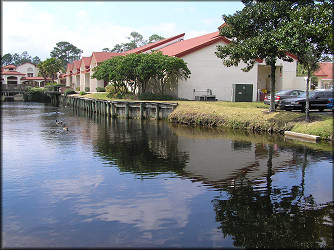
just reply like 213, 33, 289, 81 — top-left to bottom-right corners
278, 90, 333, 112
264, 89, 304, 107
326, 98, 334, 111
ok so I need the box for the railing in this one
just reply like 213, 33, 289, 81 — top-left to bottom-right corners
1, 84, 27, 91
59, 95, 178, 120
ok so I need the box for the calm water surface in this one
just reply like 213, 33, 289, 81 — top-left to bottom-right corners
2, 102, 333, 248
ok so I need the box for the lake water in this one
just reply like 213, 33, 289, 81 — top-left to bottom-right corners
2, 102, 333, 248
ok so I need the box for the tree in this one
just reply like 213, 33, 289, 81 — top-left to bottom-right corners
215, 1, 312, 112
111, 32, 165, 52
148, 34, 165, 44
126, 31, 146, 48
102, 48, 112, 52
50, 41, 83, 69
91, 52, 191, 96
38, 58, 63, 84
1, 53, 13, 66
1, 51, 41, 66
15, 51, 32, 65
150, 52, 191, 95
278, 0, 333, 121
32, 56, 41, 65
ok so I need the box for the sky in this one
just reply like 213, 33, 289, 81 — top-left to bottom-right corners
2, 1, 244, 61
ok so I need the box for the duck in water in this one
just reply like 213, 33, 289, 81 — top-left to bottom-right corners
56, 120, 63, 125
62, 124, 68, 131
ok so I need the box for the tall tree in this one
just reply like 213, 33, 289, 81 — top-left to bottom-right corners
215, 0, 313, 112
38, 58, 63, 84
1, 53, 13, 66
32, 56, 41, 65
50, 41, 83, 69
111, 32, 165, 52
15, 51, 32, 65
1, 51, 40, 66
148, 34, 165, 44
102, 48, 112, 52
278, 0, 333, 121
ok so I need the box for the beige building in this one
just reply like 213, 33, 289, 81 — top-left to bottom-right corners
159, 31, 300, 101
62, 28, 303, 100
1, 63, 51, 89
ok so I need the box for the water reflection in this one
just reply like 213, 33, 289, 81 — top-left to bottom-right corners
2, 103, 333, 248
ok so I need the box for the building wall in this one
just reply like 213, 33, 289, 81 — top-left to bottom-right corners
89, 57, 105, 92
177, 42, 258, 101
17, 63, 39, 77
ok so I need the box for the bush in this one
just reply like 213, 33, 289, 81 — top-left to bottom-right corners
85, 87, 90, 92
76, 87, 80, 91
96, 87, 106, 92
64, 88, 76, 96
23, 87, 50, 102
105, 84, 115, 93
138, 92, 174, 101
80, 91, 87, 96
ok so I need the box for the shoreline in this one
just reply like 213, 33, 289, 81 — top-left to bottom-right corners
51, 93, 334, 141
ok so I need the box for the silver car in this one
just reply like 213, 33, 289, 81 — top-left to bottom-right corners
264, 89, 304, 107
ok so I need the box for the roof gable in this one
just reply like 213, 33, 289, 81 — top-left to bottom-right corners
82, 56, 91, 68
159, 31, 231, 58
314, 62, 333, 80
66, 63, 74, 73
92, 52, 123, 64
124, 33, 185, 54
73, 60, 81, 71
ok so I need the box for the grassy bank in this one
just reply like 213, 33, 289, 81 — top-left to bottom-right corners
77, 93, 333, 140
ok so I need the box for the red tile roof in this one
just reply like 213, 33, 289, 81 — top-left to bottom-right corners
2, 64, 17, 69
159, 31, 231, 58
82, 56, 91, 68
314, 62, 333, 80
1, 71, 26, 76
92, 52, 123, 64
124, 33, 185, 54
73, 60, 81, 71
66, 63, 74, 73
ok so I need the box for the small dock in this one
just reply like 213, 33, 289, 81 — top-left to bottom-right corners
284, 131, 321, 142
59, 95, 178, 120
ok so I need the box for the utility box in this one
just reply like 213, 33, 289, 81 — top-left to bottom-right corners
232, 84, 253, 102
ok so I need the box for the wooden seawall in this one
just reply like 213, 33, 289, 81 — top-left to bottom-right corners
59, 95, 178, 120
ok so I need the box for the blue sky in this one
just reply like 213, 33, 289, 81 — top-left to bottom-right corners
2, 1, 244, 61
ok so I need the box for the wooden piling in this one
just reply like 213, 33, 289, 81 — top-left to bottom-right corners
58, 95, 177, 120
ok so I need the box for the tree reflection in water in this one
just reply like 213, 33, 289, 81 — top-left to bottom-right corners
74, 110, 333, 248
212, 144, 333, 248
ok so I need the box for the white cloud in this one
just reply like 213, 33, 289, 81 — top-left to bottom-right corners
186, 30, 209, 39
2, 1, 242, 61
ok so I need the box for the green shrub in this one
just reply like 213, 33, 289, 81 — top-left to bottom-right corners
25, 86, 32, 91
85, 87, 90, 92
138, 92, 174, 101
96, 87, 106, 92
80, 91, 87, 96
105, 84, 115, 93
64, 88, 76, 96
23, 87, 50, 102
76, 87, 80, 91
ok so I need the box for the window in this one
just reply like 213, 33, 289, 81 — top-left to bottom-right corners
291, 91, 299, 96
27, 73, 33, 77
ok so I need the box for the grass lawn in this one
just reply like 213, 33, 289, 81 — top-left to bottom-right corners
76, 93, 333, 140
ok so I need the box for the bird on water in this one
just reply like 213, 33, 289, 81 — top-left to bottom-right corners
62, 124, 68, 131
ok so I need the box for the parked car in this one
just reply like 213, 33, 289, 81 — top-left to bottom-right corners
278, 90, 333, 112
264, 89, 304, 107
326, 98, 334, 111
